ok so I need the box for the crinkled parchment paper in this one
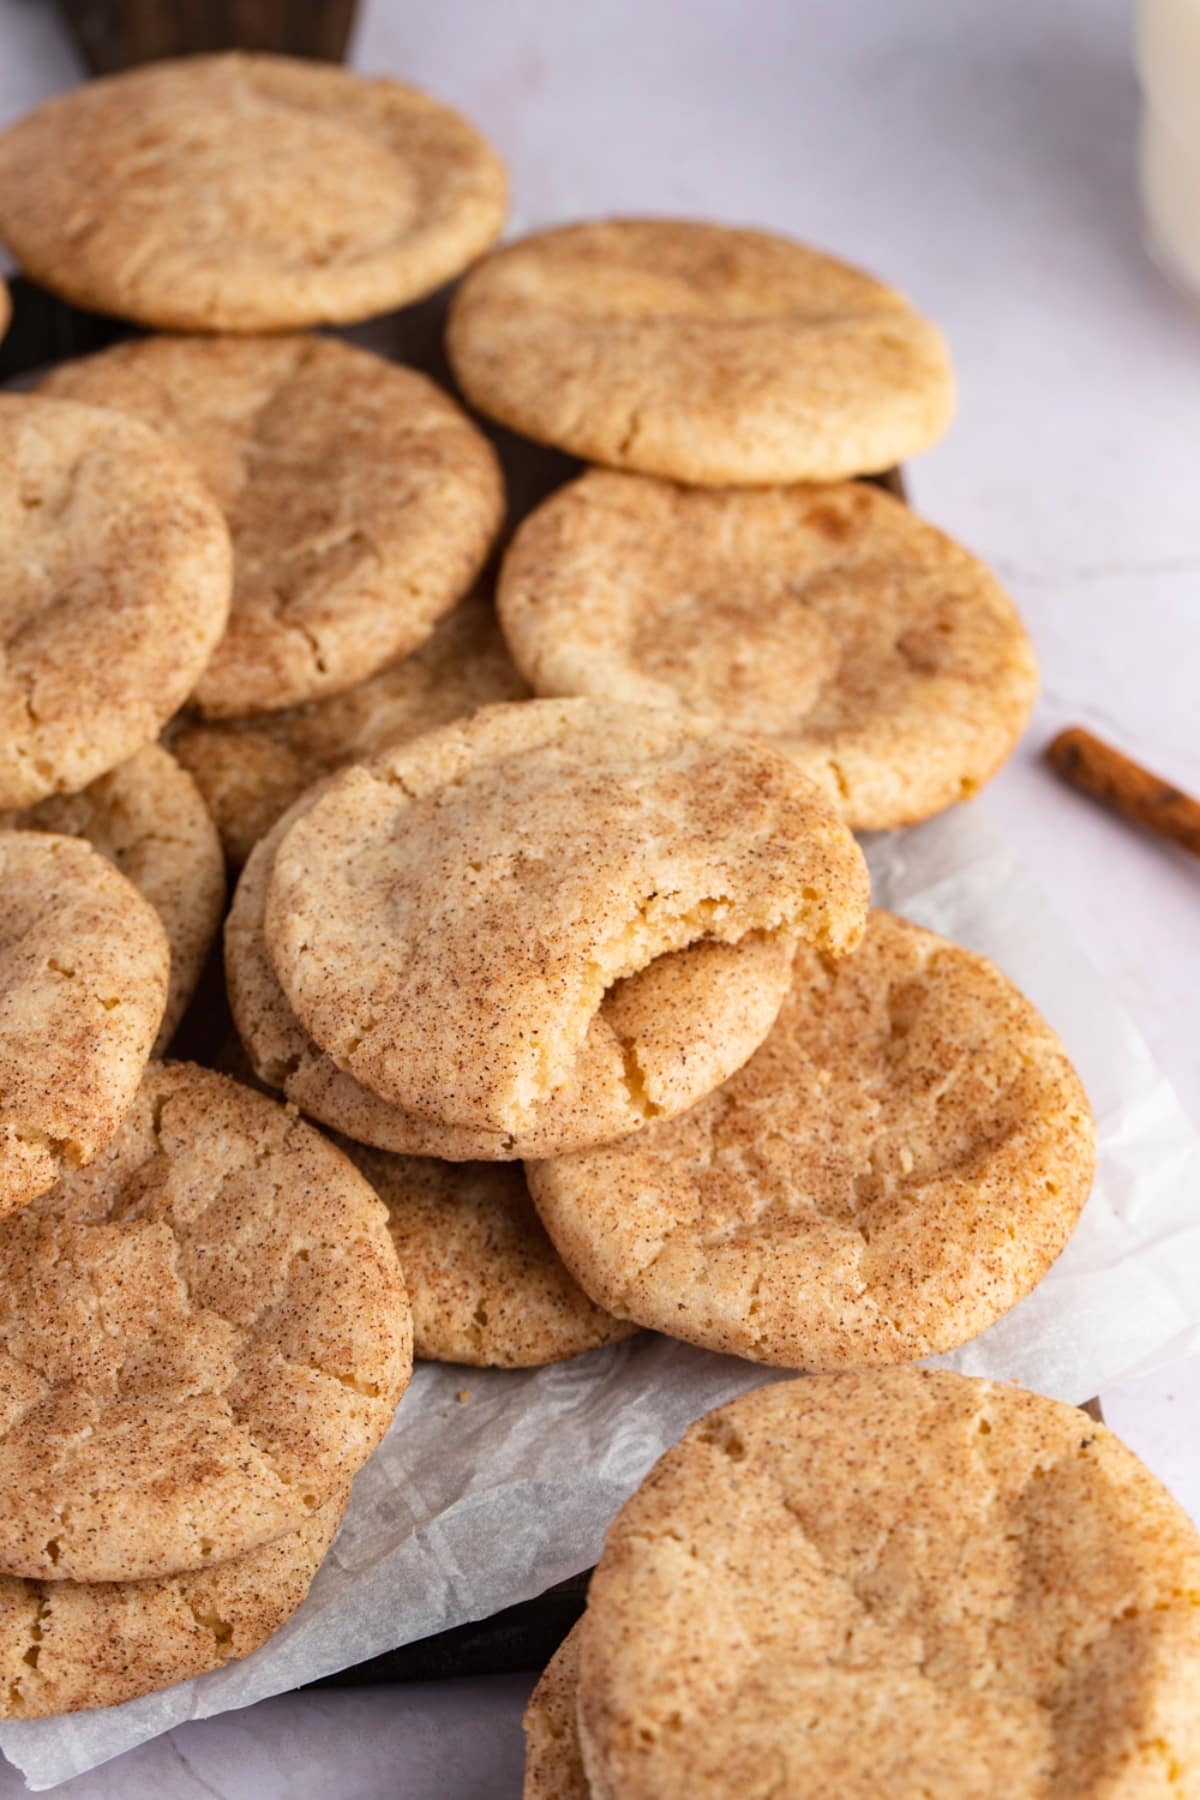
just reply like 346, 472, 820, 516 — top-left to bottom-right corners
4, 803, 1198, 1789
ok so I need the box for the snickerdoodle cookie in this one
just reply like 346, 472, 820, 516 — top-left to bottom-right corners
172, 588, 529, 864
523, 1621, 588, 1799
230, 787, 796, 1159
0, 56, 507, 332
5, 744, 225, 1053
0, 1062, 410, 1583
0, 1487, 347, 1718
447, 219, 954, 485
497, 473, 1038, 828
264, 700, 868, 1138
343, 1150, 636, 1367
0, 394, 231, 809
529, 912, 1095, 1369
576, 1372, 1200, 1798
43, 336, 503, 717
0, 831, 168, 1217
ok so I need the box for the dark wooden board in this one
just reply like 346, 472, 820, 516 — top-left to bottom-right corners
0, 276, 132, 384
55, 0, 359, 73
311, 1575, 591, 1689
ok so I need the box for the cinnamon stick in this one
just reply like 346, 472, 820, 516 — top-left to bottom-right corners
1046, 727, 1200, 858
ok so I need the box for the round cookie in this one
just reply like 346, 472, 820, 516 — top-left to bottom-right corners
171, 588, 530, 864
0, 831, 168, 1217
0, 55, 507, 333
0, 393, 232, 809
497, 473, 1038, 829
447, 219, 954, 485
264, 699, 869, 1137
229, 788, 797, 1160
343, 1149, 636, 1367
43, 336, 504, 717
0, 1061, 411, 1584
524, 1621, 589, 1800
529, 911, 1095, 1369
576, 1372, 1200, 1798
4, 744, 225, 1054
0, 1487, 347, 1719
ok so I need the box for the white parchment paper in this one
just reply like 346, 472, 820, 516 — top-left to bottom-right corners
3, 802, 1198, 1790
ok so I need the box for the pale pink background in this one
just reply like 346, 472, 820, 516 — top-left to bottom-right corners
0, 0, 1196, 1791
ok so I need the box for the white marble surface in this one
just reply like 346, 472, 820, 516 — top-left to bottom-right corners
0, 0, 1197, 1792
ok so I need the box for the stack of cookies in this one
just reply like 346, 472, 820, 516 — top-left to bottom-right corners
0, 49, 1190, 1772
525, 1370, 1200, 1795
0, 54, 517, 1713
0, 1063, 411, 1717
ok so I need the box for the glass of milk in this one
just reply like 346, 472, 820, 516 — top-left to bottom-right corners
1138, 0, 1200, 299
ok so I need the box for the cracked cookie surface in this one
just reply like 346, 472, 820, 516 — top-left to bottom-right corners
44, 335, 503, 718
529, 911, 1095, 1367
171, 588, 529, 864
0, 1485, 346, 1717
576, 1372, 1200, 1799
523, 1620, 589, 1799
5, 744, 225, 1054
0, 394, 232, 809
264, 699, 868, 1138
230, 785, 797, 1159
448, 219, 954, 485
0, 54, 507, 333
0, 1061, 411, 1583
342, 1150, 637, 1367
498, 473, 1038, 829
0, 831, 168, 1218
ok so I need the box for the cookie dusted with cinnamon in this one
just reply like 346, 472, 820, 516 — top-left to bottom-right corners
0, 831, 168, 1216
0, 56, 507, 332
44, 336, 503, 718
449, 219, 953, 484
530, 912, 1095, 1368
0, 394, 231, 810
229, 787, 796, 1160
0, 1063, 411, 1583
263, 699, 868, 1139
497, 473, 1037, 829
343, 1151, 637, 1368
523, 1621, 589, 1799
5, 745, 225, 1053
576, 1372, 1200, 1797
172, 589, 529, 864
0, 1488, 347, 1718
